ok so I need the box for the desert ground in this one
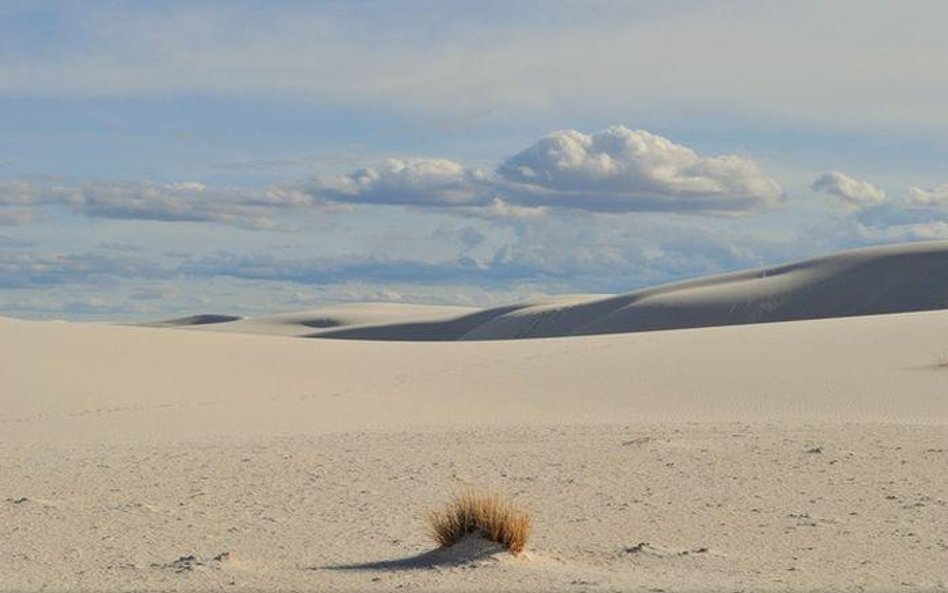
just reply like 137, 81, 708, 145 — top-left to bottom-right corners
2, 241, 947, 592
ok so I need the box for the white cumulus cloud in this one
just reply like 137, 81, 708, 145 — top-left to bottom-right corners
811, 171, 885, 207
496, 126, 783, 212
304, 126, 783, 215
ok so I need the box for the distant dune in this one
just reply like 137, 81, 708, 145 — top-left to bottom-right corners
150, 302, 480, 337
155, 240, 948, 340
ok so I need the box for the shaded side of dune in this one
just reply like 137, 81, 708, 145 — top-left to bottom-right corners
302, 305, 529, 341
137, 314, 244, 327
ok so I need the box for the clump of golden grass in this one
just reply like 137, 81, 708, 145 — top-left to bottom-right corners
427, 489, 532, 555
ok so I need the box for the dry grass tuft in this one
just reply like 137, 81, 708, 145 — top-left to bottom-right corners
427, 489, 532, 555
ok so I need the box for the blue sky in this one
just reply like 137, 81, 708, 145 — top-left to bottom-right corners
2, 0, 948, 320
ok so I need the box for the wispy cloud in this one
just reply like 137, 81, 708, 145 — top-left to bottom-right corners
210, 151, 361, 172
0, 178, 329, 228
0, 207, 45, 226
457, 198, 548, 221
0, 250, 171, 288
0, 213, 786, 296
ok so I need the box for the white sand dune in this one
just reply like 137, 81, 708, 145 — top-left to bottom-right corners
2, 240, 947, 592
159, 240, 948, 341
4, 307, 948, 441
151, 302, 481, 337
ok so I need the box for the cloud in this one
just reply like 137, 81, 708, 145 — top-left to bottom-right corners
307, 158, 490, 207
66, 180, 314, 228
210, 151, 361, 172
458, 198, 548, 221
0, 178, 57, 207
811, 171, 885, 207
496, 126, 783, 213
847, 182, 948, 241
0, 250, 171, 288
2, 126, 781, 228
3, 220, 774, 294
0, 207, 46, 226
177, 252, 516, 286
2, 200, 844, 321
4, 3, 948, 129
906, 183, 948, 207
0, 178, 328, 228
856, 221, 948, 242
304, 126, 782, 215
431, 224, 487, 251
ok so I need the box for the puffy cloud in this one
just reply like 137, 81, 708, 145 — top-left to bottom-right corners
496, 126, 783, 212
304, 127, 782, 215
906, 183, 948, 207
307, 158, 490, 207
811, 171, 885, 207
3, 127, 781, 225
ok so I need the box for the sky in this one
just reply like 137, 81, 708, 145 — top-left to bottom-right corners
2, 0, 948, 320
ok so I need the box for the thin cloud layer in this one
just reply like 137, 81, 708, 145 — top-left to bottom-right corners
458, 198, 548, 221
0, 250, 170, 288
0, 208, 44, 226
4, 3, 948, 129
812, 171, 885, 207
305, 126, 784, 215
0, 178, 322, 228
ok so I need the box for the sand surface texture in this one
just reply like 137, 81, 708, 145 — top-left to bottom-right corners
2, 241, 947, 592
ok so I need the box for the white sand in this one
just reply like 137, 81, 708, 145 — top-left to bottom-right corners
2, 241, 948, 592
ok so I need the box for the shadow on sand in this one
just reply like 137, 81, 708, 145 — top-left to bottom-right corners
320, 536, 507, 572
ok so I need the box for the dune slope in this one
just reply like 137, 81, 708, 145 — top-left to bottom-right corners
3, 308, 946, 442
